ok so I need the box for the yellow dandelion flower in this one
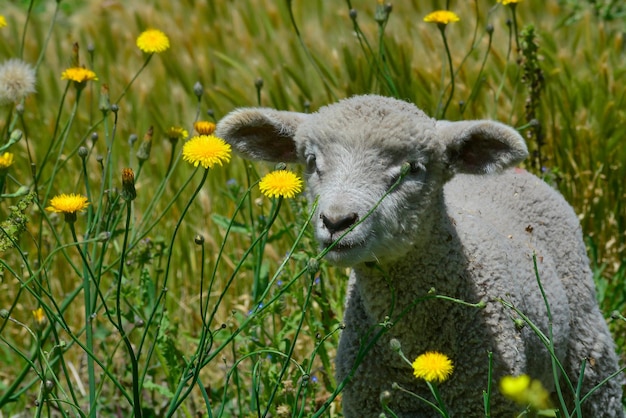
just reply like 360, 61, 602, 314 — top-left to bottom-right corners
498, 0, 523, 4
423, 10, 460, 25
0, 152, 14, 169
258, 170, 303, 199
500, 374, 551, 410
61, 67, 98, 84
32, 307, 46, 327
194, 120, 216, 135
182, 135, 231, 169
0, 15, 6, 28
166, 126, 188, 141
412, 352, 454, 383
136, 29, 170, 54
46, 194, 90, 223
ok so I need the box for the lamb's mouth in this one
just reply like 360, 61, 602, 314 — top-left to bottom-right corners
323, 240, 360, 254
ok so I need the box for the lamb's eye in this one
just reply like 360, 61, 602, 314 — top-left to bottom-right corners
305, 154, 318, 174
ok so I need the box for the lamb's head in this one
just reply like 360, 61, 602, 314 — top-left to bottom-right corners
216, 95, 528, 267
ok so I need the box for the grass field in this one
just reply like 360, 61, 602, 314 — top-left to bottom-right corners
0, 0, 625, 416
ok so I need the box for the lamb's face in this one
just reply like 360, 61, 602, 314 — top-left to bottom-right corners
215, 95, 529, 267
295, 103, 444, 267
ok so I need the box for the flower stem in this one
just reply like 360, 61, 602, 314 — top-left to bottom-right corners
438, 25, 455, 119
68, 222, 96, 418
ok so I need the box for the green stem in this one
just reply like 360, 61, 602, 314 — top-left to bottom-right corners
69, 222, 96, 417
115, 54, 153, 104
116, 202, 143, 418
438, 25, 455, 119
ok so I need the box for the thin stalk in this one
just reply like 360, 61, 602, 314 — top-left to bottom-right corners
68, 222, 96, 417
115, 202, 143, 418
438, 25, 456, 119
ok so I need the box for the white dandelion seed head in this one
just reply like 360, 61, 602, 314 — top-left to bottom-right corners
0, 58, 37, 106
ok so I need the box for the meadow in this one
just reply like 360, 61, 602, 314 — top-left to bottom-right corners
0, 0, 625, 416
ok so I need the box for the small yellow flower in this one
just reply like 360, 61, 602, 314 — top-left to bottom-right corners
61, 67, 98, 84
182, 135, 231, 169
412, 352, 454, 383
136, 29, 170, 54
46, 194, 90, 215
166, 126, 188, 141
0, 152, 14, 169
32, 307, 46, 327
498, 0, 523, 4
500, 374, 551, 410
258, 170, 303, 199
194, 121, 216, 135
0, 15, 6, 28
423, 10, 460, 25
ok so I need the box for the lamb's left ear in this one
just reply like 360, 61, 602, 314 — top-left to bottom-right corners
215, 107, 308, 163
437, 120, 529, 175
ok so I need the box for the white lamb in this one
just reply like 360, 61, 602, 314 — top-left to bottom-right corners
215, 95, 624, 417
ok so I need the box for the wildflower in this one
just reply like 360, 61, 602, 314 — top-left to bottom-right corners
182, 135, 231, 169
423, 10, 460, 25
0, 152, 14, 170
194, 121, 216, 135
0, 15, 6, 28
0, 59, 36, 106
412, 351, 454, 383
498, 0, 523, 4
166, 126, 188, 141
61, 67, 98, 85
46, 193, 90, 223
136, 29, 170, 53
500, 374, 551, 410
121, 168, 136, 201
259, 170, 303, 199
32, 307, 46, 329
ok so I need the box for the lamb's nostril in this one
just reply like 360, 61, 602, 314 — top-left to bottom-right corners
321, 212, 359, 234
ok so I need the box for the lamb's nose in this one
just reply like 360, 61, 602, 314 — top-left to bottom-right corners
321, 212, 359, 234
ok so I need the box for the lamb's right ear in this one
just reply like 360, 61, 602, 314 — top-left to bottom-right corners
215, 108, 308, 163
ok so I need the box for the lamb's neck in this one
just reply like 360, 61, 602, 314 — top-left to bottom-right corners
352, 197, 467, 319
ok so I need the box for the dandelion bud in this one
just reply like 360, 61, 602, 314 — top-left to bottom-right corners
349, 8, 357, 20
96, 231, 111, 242
78, 146, 88, 159
194, 234, 205, 245
254, 77, 264, 90
303, 100, 311, 113
307, 258, 320, 275
207, 109, 215, 118
128, 133, 138, 147
87, 43, 95, 53
110, 103, 119, 114
136, 126, 153, 162
0, 309, 9, 319
193, 81, 204, 99
91, 132, 98, 143
121, 168, 136, 201
275, 162, 287, 171
15, 103, 24, 114
379, 390, 392, 407
99, 84, 111, 113
44, 380, 55, 394
486, 23, 494, 35
389, 338, 402, 352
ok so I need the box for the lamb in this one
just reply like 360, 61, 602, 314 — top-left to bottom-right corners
215, 95, 624, 417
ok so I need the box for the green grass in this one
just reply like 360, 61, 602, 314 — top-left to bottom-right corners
0, 0, 625, 416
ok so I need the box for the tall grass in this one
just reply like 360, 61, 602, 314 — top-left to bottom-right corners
0, 0, 624, 416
